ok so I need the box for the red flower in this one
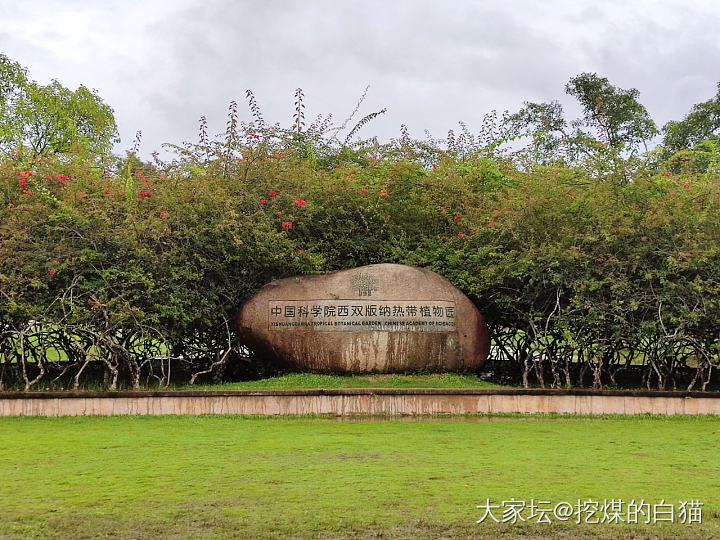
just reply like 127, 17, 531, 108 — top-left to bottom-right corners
281, 221, 293, 231
276, 153, 284, 159
295, 197, 306, 207
104, 190, 113, 195
665, 172, 671, 177
260, 199, 267, 204
432, 165, 438, 171
457, 230, 464, 236
139, 190, 153, 197
357, 187, 368, 194
369, 155, 378, 164
453, 215, 460, 222
631, 203, 637, 209
57, 175, 69, 182
683, 183, 690, 189
19, 178, 26, 188
277, 210, 283, 216
159, 210, 169, 219
269, 190, 277, 197
386, 215, 391, 219
49, 269, 56, 275
379, 189, 388, 197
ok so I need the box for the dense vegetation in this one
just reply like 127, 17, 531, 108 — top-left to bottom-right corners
2, 53, 720, 390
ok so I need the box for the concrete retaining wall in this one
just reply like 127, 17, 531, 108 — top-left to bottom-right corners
1, 389, 719, 417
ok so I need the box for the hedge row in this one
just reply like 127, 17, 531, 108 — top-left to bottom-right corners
2, 134, 720, 390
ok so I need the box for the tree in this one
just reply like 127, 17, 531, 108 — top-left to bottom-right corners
662, 82, 720, 151
0, 53, 119, 160
508, 100, 572, 164
565, 73, 658, 153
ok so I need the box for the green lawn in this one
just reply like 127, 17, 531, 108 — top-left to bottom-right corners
187, 372, 501, 390
0, 415, 718, 539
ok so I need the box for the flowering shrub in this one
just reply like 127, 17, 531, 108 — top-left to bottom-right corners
1, 110, 720, 391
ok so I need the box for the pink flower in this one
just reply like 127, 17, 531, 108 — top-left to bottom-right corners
295, 197, 306, 207
277, 210, 283, 216
432, 165, 438, 171
457, 230, 464, 236
260, 199, 267, 204
453, 215, 460, 222
683, 183, 690, 189
159, 210, 169, 218
664, 172, 671, 177
49, 269, 56, 275
379, 189, 388, 197
281, 221, 293, 231
269, 190, 277, 197
386, 215, 391, 219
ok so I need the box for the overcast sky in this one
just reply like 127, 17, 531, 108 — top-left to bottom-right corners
2, 0, 719, 159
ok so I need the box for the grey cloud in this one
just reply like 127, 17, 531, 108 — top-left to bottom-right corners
4, 0, 720, 155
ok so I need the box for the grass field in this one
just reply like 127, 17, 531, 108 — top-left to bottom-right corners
0, 415, 718, 539
188, 372, 501, 390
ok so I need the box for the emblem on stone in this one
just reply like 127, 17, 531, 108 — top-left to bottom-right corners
236, 264, 490, 373
350, 273, 378, 297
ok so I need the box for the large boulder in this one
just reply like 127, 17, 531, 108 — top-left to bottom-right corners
236, 264, 490, 373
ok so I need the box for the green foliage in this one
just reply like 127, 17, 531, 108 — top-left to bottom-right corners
509, 72, 658, 170
0, 53, 119, 161
3, 70, 720, 391
565, 72, 658, 152
663, 82, 720, 151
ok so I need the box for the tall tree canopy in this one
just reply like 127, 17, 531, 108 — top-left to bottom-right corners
565, 72, 658, 152
662, 82, 720, 151
0, 53, 119, 160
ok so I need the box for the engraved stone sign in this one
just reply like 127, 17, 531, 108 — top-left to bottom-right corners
268, 300, 456, 332
236, 264, 490, 373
